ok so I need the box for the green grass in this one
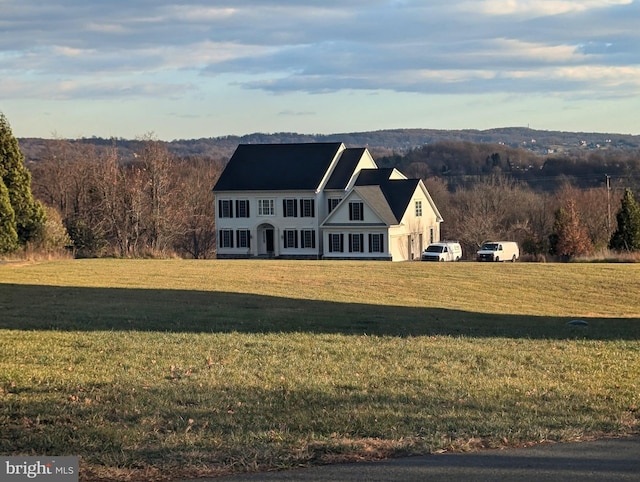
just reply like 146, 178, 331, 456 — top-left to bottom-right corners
1, 259, 639, 481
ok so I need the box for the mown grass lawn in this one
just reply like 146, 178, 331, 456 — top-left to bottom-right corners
1, 259, 639, 481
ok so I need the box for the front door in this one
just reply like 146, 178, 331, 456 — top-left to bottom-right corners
265, 229, 274, 254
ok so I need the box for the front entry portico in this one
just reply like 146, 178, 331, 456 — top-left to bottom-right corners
257, 223, 276, 258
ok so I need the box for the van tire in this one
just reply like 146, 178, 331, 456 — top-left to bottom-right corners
495, 256, 500, 262
511, 255, 517, 262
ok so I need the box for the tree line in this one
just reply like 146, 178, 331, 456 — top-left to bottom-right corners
2, 112, 640, 260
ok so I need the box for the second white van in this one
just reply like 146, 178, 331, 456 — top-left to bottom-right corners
476, 241, 519, 262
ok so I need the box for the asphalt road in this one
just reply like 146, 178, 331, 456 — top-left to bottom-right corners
186, 436, 640, 482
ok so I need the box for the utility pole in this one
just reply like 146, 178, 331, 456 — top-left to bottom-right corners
606, 174, 611, 233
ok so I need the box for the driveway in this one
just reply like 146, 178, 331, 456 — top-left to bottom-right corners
186, 436, 640, 482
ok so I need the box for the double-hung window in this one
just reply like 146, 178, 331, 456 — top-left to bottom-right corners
218, 200, 233, 218
283, 199, 297, 217
300, 199, 315, 217
236, 229, 250, 248
349, 233, 364, 253
283, 229, 298, 248
300, 229, 316, 249
415, 200, 423, 217
349, 202, 364, 221
328, 233, 344, 253
369, 233, 384, 253
219, 229, 234, 248
236, 200, 250, 218
328, 198, 341, 213
258, 199, 274, 216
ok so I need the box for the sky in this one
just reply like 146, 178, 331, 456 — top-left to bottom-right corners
1, 0, 639, 140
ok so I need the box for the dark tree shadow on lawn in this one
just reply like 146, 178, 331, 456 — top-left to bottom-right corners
1, 284, 638, 340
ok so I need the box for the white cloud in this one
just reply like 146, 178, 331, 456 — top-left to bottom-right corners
2, 0, 639, 136
461, 0, 633, 17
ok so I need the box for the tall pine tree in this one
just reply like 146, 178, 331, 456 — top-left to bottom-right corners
0, 112, 45, 249
609, 188, 640, 251
0, 177, 19, 253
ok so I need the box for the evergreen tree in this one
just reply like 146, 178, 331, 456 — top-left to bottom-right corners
0, 112, 45, 246
609, 188, 640, 251
0, 178, 19, 253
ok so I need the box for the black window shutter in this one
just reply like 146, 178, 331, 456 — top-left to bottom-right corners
283, 200, 287, 217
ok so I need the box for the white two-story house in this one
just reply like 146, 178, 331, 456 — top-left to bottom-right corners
212, 142, 442, 261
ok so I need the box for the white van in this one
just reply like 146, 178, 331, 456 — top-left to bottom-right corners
476, 241, 519, 262
421, 242, 462, 262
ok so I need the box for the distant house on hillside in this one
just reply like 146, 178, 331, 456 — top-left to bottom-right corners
212, 142, 442, 261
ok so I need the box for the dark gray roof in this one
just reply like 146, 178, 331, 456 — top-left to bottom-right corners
324, 148, 368, 190
213, 142, 344, 191
380, 179, 421, 221
353, 185, 399, 225
354, 169, 421, 222
354, 168, 396, 186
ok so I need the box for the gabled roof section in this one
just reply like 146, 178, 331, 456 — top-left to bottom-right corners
212, 142, 344, 192
353, 185, 399, 225
354, 169, 422, 221
324, 147, 369, 190
379, 179, 422, 221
